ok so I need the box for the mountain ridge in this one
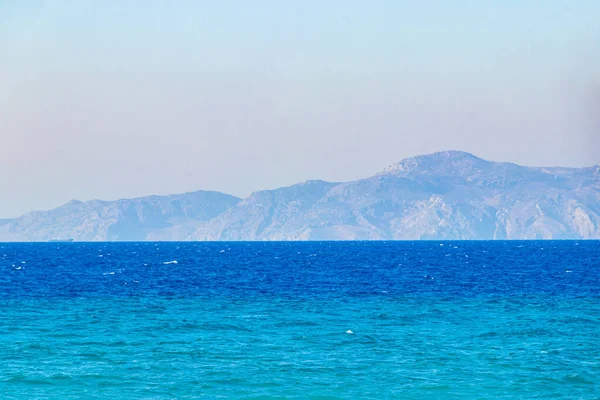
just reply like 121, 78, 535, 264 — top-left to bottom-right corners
2, 151, 599, 241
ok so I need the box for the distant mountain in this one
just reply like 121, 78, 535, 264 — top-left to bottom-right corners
2, 151, 599, 241
0, 191, 240, 242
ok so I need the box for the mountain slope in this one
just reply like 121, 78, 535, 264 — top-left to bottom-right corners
0, 191, 240, 241
192, 180, 339, 240
2, 151, 599, 241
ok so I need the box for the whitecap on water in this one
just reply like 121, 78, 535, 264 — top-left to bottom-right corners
163, 260, 178, 265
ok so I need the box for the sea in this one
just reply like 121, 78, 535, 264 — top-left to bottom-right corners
0, 241, 598, 399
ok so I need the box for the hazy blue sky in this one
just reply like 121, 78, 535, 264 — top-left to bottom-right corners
1, 1, 599, 217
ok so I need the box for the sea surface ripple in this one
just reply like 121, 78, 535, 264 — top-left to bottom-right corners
0, 241, 599, 399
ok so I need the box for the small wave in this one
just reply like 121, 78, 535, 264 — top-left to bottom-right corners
163, 260, 178, 265
563, 374, 595, 385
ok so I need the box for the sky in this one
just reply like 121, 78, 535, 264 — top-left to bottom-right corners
1, 1, 599, 218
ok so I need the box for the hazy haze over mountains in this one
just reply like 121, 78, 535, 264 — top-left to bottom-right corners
2, 2, 599, 218
1, 151, 599, 241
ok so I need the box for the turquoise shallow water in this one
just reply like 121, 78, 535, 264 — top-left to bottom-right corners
2, 297, 599, 399
0, 241, 599, 398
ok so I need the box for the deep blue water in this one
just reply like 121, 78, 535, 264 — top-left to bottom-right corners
0, 241, 599, 399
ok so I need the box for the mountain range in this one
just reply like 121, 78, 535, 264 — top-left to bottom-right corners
1, 151, 599, 241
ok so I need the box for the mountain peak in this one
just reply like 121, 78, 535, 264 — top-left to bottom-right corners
380, 150, 484, 175
62, 199, 84, 207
